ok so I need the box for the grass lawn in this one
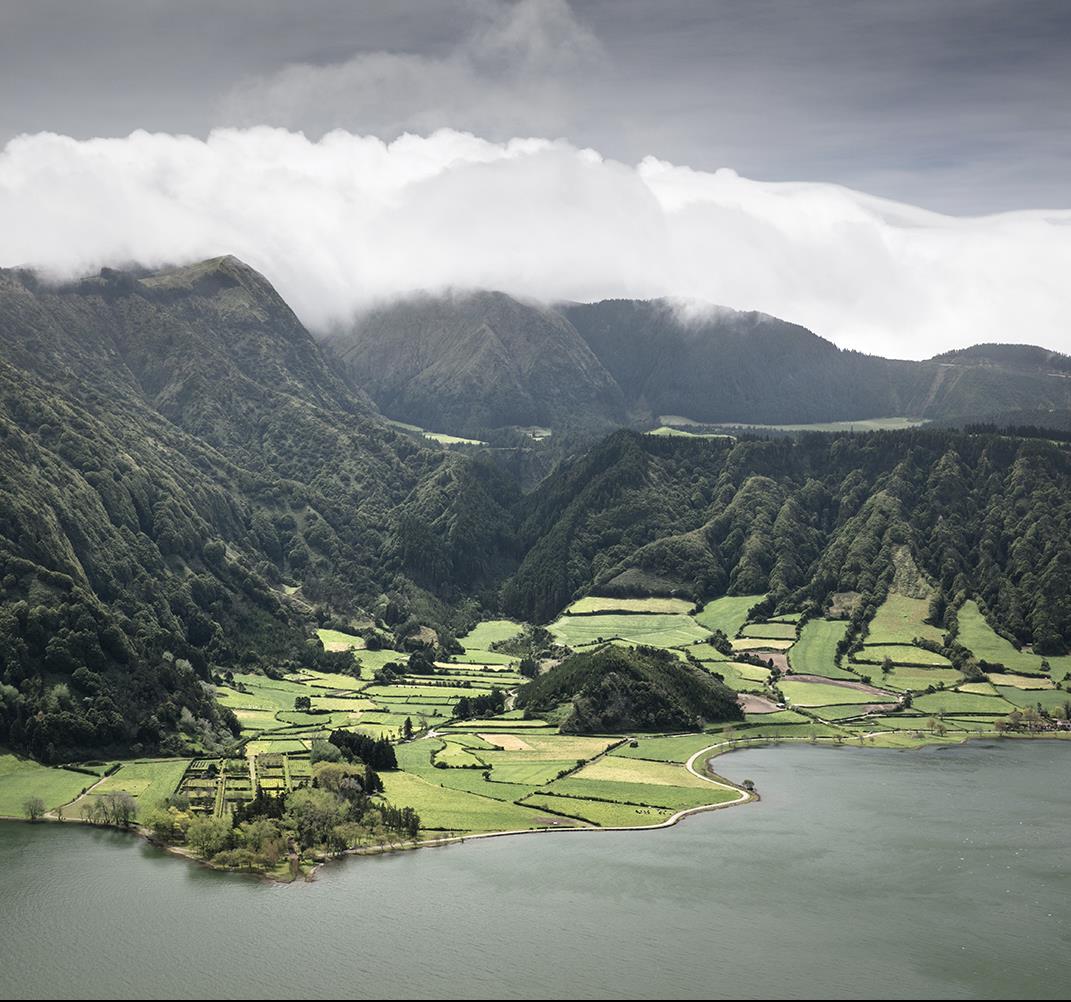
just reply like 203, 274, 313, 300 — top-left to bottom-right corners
694, 595, 764, 637
865, 592, 944, 646
548, 612, 709, 648
0, 753, 97, 816
789, 619, 853, 678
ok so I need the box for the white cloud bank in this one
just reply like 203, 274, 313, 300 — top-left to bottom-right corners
1, 127, 1069, 358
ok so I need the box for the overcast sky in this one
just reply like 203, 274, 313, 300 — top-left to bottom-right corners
1, 0, 1069, 357
3, 0, 1069, 213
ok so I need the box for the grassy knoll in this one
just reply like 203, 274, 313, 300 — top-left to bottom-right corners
956, 600, 1047, 674
564, 596, 695, 615
865, 592, 945, 646
548, 612, 710, 648
73, 759, 192, 815
694, 595, 764, 637
780, 679, 895, 706
789, 619, 853, 678
0, 753, 98, 816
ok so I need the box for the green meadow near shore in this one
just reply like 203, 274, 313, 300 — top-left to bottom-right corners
4, 583, 1069, 882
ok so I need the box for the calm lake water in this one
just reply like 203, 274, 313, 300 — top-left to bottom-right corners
1, 740, 1068, 1000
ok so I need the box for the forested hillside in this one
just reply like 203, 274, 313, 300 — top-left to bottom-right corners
322, 290, 1071, 432
3, 257, 1070, 765
323, 290, 626, 435
503, 430, 1071, 658
0, 258, 514, 760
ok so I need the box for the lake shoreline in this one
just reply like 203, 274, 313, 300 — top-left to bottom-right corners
4, 729, 1067, 883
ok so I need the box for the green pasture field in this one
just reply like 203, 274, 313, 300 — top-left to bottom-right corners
731, 637, 795, 652
293, 670, 366, 690
720, 416, 926, 433
564, 596, 695, 616
377, 771, 548, 833
543, 776, 737, 811
995, 687, 1071, 711
0, 753, 97, 816
75, 758, 190, 813
316, 628, 365, 651
865, 592, 944, 646
452, 650, 519, 665
459, 619, 525, 650
956, 600, 1046, 674
572, 755, 718, 790
548, 612, 710, 648
851, 644, 953, 668
788, 619, 854, 678
779, 679, 895, 706
475, 733, 618, 761
715, 663, 769, 692
485, 760, 576, 785
434, 740, 487, 768
985, 672, 1054, 690
871, 666, 962, 692
740, 621, 798, 640
911, 690, 1014, 715
694, 594, 764, 637
808, 704, 872, 721
518, 792, 671, 827
611, 732, 724, 764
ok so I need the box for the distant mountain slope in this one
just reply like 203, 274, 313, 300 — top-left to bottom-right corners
323, 290, 1071, 432
0, 259, 516, 760
322, 291, 626, 434
930, 343, 1071, 374
501, 430, 1071, 661
564, 299, 1071, 425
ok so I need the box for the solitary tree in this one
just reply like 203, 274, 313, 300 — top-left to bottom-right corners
23, 797, 46, 822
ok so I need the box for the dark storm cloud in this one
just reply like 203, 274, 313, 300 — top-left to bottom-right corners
1, 0, 1069, 213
